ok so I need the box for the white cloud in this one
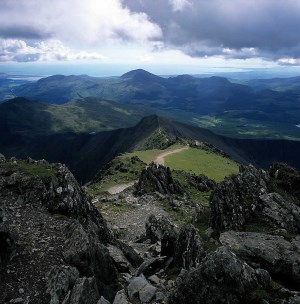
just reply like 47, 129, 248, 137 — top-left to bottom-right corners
169, 0, 191, 12
0, 39, 106, 62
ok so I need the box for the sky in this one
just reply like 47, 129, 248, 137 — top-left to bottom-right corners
1, 0, 300, 76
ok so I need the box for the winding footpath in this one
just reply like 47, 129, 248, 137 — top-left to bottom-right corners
154, 145, 189, 166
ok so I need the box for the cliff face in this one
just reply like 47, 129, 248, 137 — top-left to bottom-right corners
0, 158, 121, 303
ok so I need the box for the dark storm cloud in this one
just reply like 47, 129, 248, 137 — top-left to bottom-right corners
124, 0, 300, 62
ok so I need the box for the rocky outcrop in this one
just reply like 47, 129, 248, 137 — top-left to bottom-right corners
169, 247, 271, 304
127, 275, 157, 303
0, 200, 14, 268
0, 153, 5, 163
184, 172, 216, 192
210, 165, 269, 231
220, 231, 300, 289
145, 214, 178, 257
135, 163, 183, 196
259, 192, 300, 234
174, 224, 205, 270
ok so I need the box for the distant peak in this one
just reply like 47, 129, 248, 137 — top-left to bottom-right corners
121, 69, 162, 82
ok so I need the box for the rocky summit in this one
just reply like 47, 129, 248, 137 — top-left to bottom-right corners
1, 155, 300, 304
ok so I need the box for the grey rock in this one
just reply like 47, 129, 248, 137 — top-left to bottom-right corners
210, 165, 268, 231
259, 192, 300, 233
68, 277, 99, 304
127, 275, 156, 303
63, 221, 120, 302
155, 292, 165, 302
0, 153, 5, 163
174, 224, 204, 270
220, 231, 300, 286
46, 265, 79, 304
0, 200, 14, 267
145, 215, 178, 257
98, 296, 111, 304
135, 164, 184, 196
136, 256, 167, 277
107, 244, 131, 273
148, 274, 160, 285
113, 289, 130, 304
9, 299, 24, 303
169, 247, 271, 304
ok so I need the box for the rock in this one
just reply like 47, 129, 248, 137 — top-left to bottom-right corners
174, 224, 205, 270
155, 291, 165, 302
145, 215, 178, 257
210, 165, 269, 231
63, 221, 120, 302
220, 231, 300, 289
68, 277, 99, 304
259, 192, 300, 233
127, 275, 157, 303
136, 256, 167, 277
98, 296, 111, 304
0, 153, 5, 163
0, 200, 14, 267
46, 265, 79, 304
135, 163, 184, 196
107, 244, 131, 273
148, 274, 160, 285
169, 247, 271, 304
9, 299, 24, 303
113, 289, 130, 304
18, 288, 24, 294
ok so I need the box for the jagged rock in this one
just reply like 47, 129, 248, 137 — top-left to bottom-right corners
136, 256, 167, 276
46, 265, 79, 304
145, 215, 178, 257
0, 200, 14, 268
113, 239, 143, 268
113, 289, 130, 304
98, 296, 111, 304
169, 247, 271, 304
174, 224, 205, 270
108, 244, 131, 273
259, 192, 300, 233
135, 163, 183, 196
220, 231, 300, 289
185, 172, 216, 192
63, 221, 120, 301
67, 277, 100, 304
210, 165, 269, 231
269, 163, 300, 197
127, 275, 157, 303
0, 153, 5, 163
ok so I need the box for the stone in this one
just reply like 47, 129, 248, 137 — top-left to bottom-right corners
0, 153, 5, 163
46, 265, 79, 304
136, 257, 167, 277
127, 275, 156, 303
220, 231, 300, 288
135, 163, 184, 196
68, 277, 99, 304
210, 165, 269, 231
98, 296, 111, 304
148, 274, 160, 285
9, 299, 24, 303
107, 245, 131, 273
145, 215, 178, 257
174, 224, 204, 270
169, 247, 271, 304
113, 289, 130, 304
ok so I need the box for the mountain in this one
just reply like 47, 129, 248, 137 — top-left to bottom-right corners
2, 113, 300, 183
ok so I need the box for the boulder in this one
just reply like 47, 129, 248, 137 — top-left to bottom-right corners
113, 289, 130, 304
259, 192, 300, 233
98, 296, 111, 304
220, 231, 300, 289
0, 153, 5, 163
210, 165, 269, 231
174, 224, 205, 270
135, 163, 183, 195
46, 265, 79, 304
63, 221, 120, 301
169, 247, 271, 304
127, 275, 157, 303
145, 215, 178, 257
0, 200, 14, 268
68, 277, 100, 304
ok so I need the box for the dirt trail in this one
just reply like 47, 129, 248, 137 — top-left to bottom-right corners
107, 181, 136, 194
154, 146, 189, 166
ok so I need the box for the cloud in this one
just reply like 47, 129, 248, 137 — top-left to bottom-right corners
0, 0, 162, 46
124, 0, 300, 64
0, 39, 106, 62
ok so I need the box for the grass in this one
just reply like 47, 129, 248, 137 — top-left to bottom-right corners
124, 143, 185, 164
165, 147, 239, 182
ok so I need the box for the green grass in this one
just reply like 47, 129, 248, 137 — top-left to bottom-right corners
124, 143, 185, 164
165, 147, 239, 182
0, 161, 56, 178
